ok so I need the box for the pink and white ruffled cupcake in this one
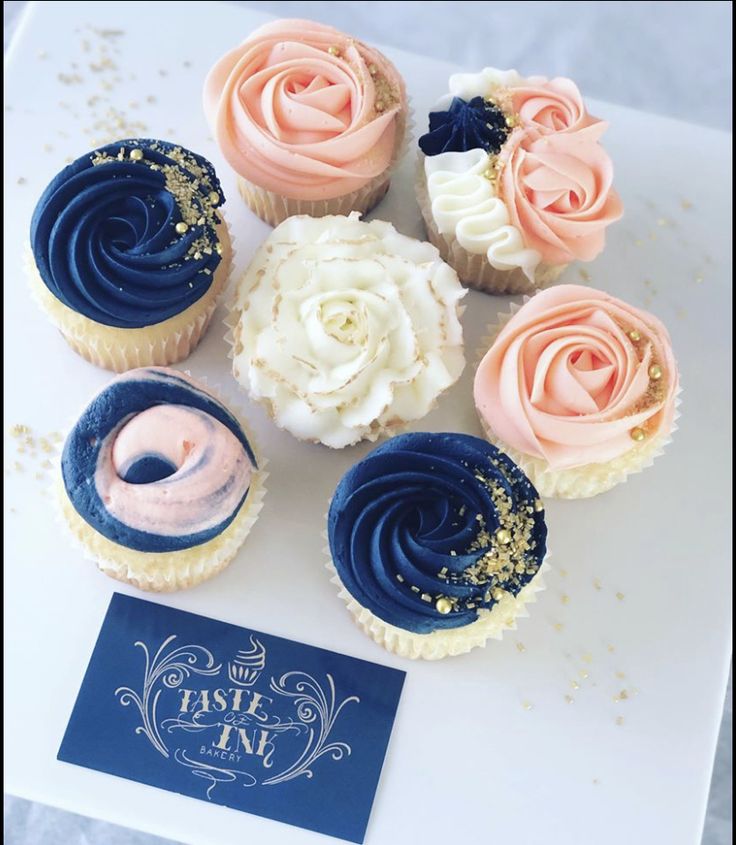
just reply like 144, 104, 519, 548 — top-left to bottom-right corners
204, 19, 408, 226
474, 285, 680, 498
416, 68, 623, 295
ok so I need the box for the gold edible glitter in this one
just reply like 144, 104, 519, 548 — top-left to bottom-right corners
10, 424, 30, 437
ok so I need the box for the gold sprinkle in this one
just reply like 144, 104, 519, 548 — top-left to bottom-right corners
680, 198, 693, 211
607, 645, 615, 654
129, 148, 144, 161
561, 594, 570, 604
634, 239, 644, 247
630, 427, 646, 442
615, 716, 624, 726
175, 221, 189, 235
657, 217, 670, 227
565, 695, 574, 704
209, 191, 219, 205
559, 568, 568, 578
505, 115, 517, 128
436, 597, 452, 615
42, 460, 53, 469
533, 499, 544, 512
628, 329, 641, 341
43, 144, 53, 153
553, 623, 564, 632
522, 700, 533, 711
215, 242, 223, 255
615, 671, 626, 680
10, 424, 30, 437
579, 670, 589, 680
375, 100, 385, 112
13, 462, 23, 472
593, 578, 602, 591
516, 642, 526, 653
616, 592, 625, 601
619, 689, 629, 700
495, 528, 512, 545
327, 46, 341, 56
582, 652, 593, 663
648, 364, 662, 380
578, 267, 591, 283
571, 680, 580, 690
368, 64, 378, 76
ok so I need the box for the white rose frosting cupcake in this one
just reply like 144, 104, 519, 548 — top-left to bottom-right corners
228, 213, 466, 447
416, 68, 623, 295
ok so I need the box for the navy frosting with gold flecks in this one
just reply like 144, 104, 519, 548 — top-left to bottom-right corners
328, 432, 547, 634
418, 96, 510, 157
30, 139, 225, 329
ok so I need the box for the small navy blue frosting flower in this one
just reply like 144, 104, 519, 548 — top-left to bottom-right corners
418, 96, 510, 157
30, 139, 225, 329
328, 432, 547, 634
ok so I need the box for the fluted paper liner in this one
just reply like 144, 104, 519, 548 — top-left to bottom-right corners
474, 298, 683, 499
323, 515, 551, 661
24, 215, 233, 373
237, 103, 415, 227
415, 152, 567, 295
52, 374, 268, 592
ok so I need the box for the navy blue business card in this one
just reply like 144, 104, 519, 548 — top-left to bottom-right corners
58, 594, 405, 843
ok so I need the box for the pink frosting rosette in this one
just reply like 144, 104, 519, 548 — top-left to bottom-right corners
204, 19, 407, 201
474, 285, 679, 471
498, 128, 623, 266
510, 77, 605, 139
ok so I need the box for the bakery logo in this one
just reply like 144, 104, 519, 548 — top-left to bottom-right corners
115, 634, 359, 798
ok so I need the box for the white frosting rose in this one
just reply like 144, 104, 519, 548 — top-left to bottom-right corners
231, 213, 466, 448
424, 149, 541, 280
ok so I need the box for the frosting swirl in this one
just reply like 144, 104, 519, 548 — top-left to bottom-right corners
203, 19, 407, 200
499, 129, 623, 265
418, 96, 510, 157
30, 139, 226, 329
231, 214, 466, 448
62, 367, 257, 552
424, 148, 541, 279
474, 285, 679, 470
328, 432, 547, 634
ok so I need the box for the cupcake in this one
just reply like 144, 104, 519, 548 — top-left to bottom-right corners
57, 367, 266, 591
327, 432, 549, 660
474, 285, 680, 498
28, 139, 231, 372
228, 213, 466, 448
204, 19, 408, 226
415, 67, 623, 294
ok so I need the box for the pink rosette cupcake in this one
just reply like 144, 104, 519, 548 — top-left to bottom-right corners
416, 68, 623, 294
204, 19, 408, 226
474, 285, 680, 498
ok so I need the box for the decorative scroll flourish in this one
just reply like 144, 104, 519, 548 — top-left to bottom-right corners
263, 672, 359, 785
115, 636, 221, 758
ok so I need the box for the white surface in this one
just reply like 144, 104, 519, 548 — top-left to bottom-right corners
3, 3, 732, 845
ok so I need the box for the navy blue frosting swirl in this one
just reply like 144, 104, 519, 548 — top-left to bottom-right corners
328, 432, 547, 634
62, 368, 257, 553
30, 139, 225, 329
418, 96, 510, 157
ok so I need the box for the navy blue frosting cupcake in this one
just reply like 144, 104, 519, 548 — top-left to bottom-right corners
328, 432, 548, 659
58, 367, 266, 592
27, 139, 231, 372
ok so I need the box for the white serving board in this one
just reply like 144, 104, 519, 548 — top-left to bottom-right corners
3, 3, 732, 845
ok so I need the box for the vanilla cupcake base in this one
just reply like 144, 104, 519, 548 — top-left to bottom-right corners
326, 555, 550, 660
238, 174, 392, 228
25, 218, 232, 373
415, 162, 566, 295
475, 301, 681, 498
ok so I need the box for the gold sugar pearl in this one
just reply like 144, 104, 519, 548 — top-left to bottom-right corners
628, 329, 641, 341
175, 221, 189, 235
630, 427, 646, 442
533, 499, 544, 512
129, 148, 144, 161
648, 364, 663, 380
208, 191, 220, 205
436, 597, 452, 615
492, 587, 506, 601
375, 100, 385, 112
505, 115, 517, 128
327, 46, 341, 56
215, 242, 223, 255
483, 169, 496, 181
495, 528, 512, 545
368, 63, 378, 76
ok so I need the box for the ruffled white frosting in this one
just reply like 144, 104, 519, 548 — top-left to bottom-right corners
231, 213, 466, 448
448, 66, 528, 100
424, 149, 541, 280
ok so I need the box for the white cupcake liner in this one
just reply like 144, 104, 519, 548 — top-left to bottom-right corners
474, 298, 683, 499
414, 152, 567, 295
323, 511, 551, 661
237, 102, 415, 228
52, 373, 268, 592
24, 213, 234, 373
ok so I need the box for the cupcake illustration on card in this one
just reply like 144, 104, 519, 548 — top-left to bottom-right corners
228, 635, 267, 687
